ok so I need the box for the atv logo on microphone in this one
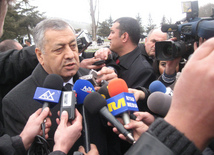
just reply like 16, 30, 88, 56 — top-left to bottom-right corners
81, 86, 95, 93
106, 92, 139, 116
33, 87, 62, 104
39, 90, 55, 101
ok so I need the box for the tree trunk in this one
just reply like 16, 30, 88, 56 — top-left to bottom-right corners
90, 0, 97, 41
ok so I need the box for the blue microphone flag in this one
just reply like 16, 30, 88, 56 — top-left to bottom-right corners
33, 87, 62, 108
106, 92, 138, 116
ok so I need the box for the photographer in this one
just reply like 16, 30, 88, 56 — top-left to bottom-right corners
158, 37, 205, 89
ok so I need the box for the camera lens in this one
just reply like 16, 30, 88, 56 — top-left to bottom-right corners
163, 44, 173, 58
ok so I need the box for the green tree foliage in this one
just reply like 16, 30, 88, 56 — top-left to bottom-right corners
199, 3, 214, 17
97, 16, 113, 37
107, 16, 114, 27
1, 1, 45, 43
160, 15, 167, 27
136, 13, 145, 34
97, 21, 110, 37
145, 13, 156, 34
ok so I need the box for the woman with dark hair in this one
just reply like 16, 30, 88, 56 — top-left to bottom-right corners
152, 59, 180, 79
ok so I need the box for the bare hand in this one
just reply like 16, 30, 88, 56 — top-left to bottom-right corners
96, 67, 118, 84
165, 57, 181, 75
194, 37, 206, 51
110, 119, 149, 142
133, 111, 155, 126
20, 107, 52, 150
78, 144, 99, 155
80, 57, 105, 70
94, 48, 111, 60
53, 109, 82, 154
128, 88, 145, 101
165, 37, 214, 151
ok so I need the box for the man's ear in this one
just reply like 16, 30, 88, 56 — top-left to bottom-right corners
35, 48, 44, 65
145, 37, 148, 43
121, 32, 129, 42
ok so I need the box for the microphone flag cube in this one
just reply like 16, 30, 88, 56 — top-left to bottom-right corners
33, 87, 62, 108
106, 92, 139, 116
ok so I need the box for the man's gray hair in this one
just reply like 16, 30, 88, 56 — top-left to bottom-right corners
147, 28, 169, 40
32, 18, 75, 52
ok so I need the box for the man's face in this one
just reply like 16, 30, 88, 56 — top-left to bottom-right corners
145, 30, 167, 58
36, 27, 79, 82
108, 22, 123, 54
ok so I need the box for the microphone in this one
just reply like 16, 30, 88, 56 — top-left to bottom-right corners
149, 80, 173, 96
97, 83, 110, 99
79, 69, 99, 86
73, 79, 95, 104
107, 78, 138, 125
33, 74, 63, 137
84, 92, 136, 144
33, 74, 63, 109
60, 88, 76, 121
73, 79, 95, 153
147, 92, 172, 117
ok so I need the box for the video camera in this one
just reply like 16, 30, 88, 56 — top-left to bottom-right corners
155, 1, 214, 61
76, 30, 92, 53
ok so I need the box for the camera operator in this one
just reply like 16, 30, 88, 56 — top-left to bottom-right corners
158, 37, 205, 89
139, 29, 168, 66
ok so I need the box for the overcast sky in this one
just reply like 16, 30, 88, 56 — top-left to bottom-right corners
30, 0, 213, 27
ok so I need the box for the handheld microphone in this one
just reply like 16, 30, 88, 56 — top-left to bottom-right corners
60, 90, 76, 121
149, 80, 173, 96
97, 83, 110, 99
147, 92, 172, 117
84, 92, 135, 144
33, 74, 63, 138
73, 79, 95, 104
107, 78, 138, 125
73, 79, 95, 153
33, 74, 63, 109
79, 69, 99, 86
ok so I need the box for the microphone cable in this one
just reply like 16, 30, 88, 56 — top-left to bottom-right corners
27, 135, 50, 155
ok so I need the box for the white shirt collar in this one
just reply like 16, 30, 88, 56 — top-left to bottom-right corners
63, 77, 74, 86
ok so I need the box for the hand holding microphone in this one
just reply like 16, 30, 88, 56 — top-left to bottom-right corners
73, 79, 95, 153
128, 88, 146, 101
107, 78, 139, 125
83, 92, 135, 144
112, 118, 149, 142
54, 109, 83, 154
20, 107, 52, 150
33, 74, 63, 137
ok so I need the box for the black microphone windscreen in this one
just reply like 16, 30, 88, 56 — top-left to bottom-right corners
98, 83, 110, 99
43, 74, 64, 90
84, 92, 107, 114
